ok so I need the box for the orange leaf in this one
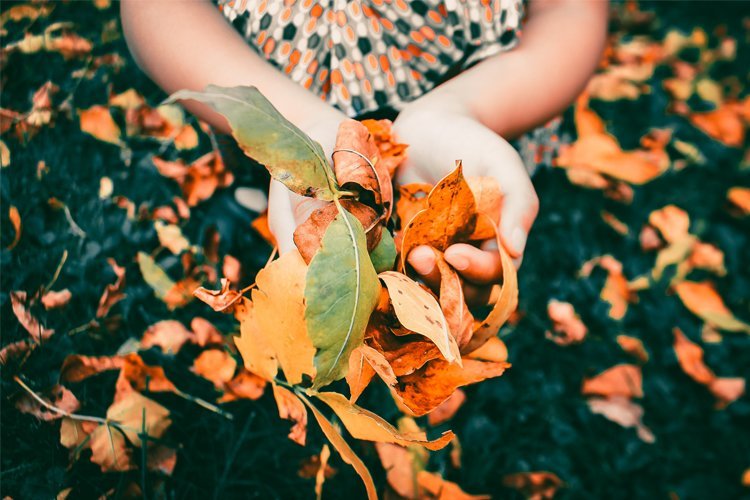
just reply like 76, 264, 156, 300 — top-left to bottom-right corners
152, 152, 233, 207
41, 289, 71, 310
251, 211, 277, 247
192, 349, 237, 388
190, 317, 223, 347
587, 396, 655, 443
141, 320, 193, 354
581, 255, 635, 320
673, 280, 750, 333
314, 391, 454, 450
346, 346, 376, 404
616, 335, 649, 363
78, 105, 121, 145
427, 389, 466, 426
394, 358, 509, 416
10, 291, 54, 340
96, 258, 126, 317
465, 336, 508, 363
6, 205, 21, 250
648, 205, 690, 244
60, 355, 124, 382
193, 278, 243, 313
502, 471, 563, 500
119, 353, 178, 394
546, 300, 588, 346
233, 298, 279, 381
727, 187, 750, 216
16, 384, 80, 421
433, 250, 474, 348
251, 250, 316, 384
272, 384, 308, 446
333, 119, 393, 219
418, 471, 490, 500
466, 176, 503, 239
708, 378, 746, 410
689, 103, 745, 147
582, 364, 643, 398
361, 118, 407, 176
396, 183, 431, 229
366, 317, 442, 377
219, 370, 267, 402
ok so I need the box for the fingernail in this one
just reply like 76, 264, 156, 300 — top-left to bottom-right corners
448, 254, 470, 271
511, 227, 527, 254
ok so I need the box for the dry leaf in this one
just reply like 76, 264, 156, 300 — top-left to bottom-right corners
96, 258, 125, 317
427, 389, 466, 426
41, 289, 71, 310
465, 336, 508, 363
60, 355, 124, 382
433, 250, 474, 348
7, 205, 21, 250
141, 320, 193, 354
546, 300, 588, 346
616, 335, 649, 363
233, 298, 279, 381
78, 106, 121, 145
361, 118, 407, 176
10, 291, 54, 340
193, 278, 243, 313
190, 317, 223, 347
418, 471, 490, 500
152, 152, 233, 207
502, 471, 563, 500
220, 370, 267, 402
346, 347, 376, 404
273, 384, 308, 446
192, 349, 237, 388
120, 353, 177, 394
15, 384, 80, 421
673, 281, 750, 333
648, 205, 690, 243
379, 271, 459, 364
582, 364, 643, 398
727, 187, 750, 215
587, 396, 655, 443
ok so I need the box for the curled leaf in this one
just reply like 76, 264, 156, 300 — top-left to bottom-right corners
273, 384, 308, 446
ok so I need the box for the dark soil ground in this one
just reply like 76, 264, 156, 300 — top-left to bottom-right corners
2, 1, 749, 499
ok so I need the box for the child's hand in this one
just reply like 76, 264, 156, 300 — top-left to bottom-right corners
393, 99, 538, 302
267, 113, 345, 254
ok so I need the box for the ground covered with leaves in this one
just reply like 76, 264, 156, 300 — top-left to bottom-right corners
2, 1, 750, 499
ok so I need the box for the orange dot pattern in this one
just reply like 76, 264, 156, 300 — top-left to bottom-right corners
217, 0, 524, 117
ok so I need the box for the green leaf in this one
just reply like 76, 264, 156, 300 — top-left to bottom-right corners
369, 227, 396, 273
137, 251, 175, 301
306, 204, 381, 389
165, 85, 337, 199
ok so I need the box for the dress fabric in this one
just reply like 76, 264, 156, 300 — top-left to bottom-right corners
216, 0, 560, 170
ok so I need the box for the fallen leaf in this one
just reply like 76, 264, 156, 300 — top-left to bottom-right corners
616, 335, 650, 363
689, 102, 745, 147
315, 445, 331, 499
427, 389, 466, 426
251, 250, 316, 384
582, 364, 643, 398
152, 152, 233, 207
220, 370, 267, 402
580, 255, 635, 320
190, 317, 223, 346
194, 278, 243, 313
60, 355, 124, 382
141, 320, 193, 354
673, 280, 750, 333
727, 187, 750, 215
273, 384, 308, 446
648, 205, 690, 243
587, 396, 655, 443
7, 205, 21, 249
546, 300, 588, 346
502, 471, 563, 500
314, 391, 454, 450
78, 105, 121, 145
41, 289, 71, 310
192, 349, 237, 388
10, 291, 54, 340
306, 206, 381, 389
154, 221, 190, 254
15, 384, 80, 421
119, 353, 178, 394
251, 211, 277, 246
137, 252, 195, 309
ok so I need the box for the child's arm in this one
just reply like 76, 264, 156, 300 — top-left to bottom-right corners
398, 0, 608, 286
120, 0, 342, 253
417, 0, 609, 139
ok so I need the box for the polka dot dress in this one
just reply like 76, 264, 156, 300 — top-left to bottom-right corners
215, 0, 561, 170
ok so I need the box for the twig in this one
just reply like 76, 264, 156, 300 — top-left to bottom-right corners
44, 250, 69, 292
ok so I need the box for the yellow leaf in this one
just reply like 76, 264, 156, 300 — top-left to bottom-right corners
272, 384, 308, 446
233, 298, 279, 381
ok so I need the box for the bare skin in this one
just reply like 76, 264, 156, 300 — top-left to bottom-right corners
121, 0, 608, 296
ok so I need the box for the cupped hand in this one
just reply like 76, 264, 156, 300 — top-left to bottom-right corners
392, 98, 538, 302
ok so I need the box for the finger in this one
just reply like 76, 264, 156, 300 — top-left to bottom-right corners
406, 245, 441, 290
497, 173, 538, 267
267, 180, 298, 255
444, 243, 503, 285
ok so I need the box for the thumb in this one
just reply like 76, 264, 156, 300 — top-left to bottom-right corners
498, 176, 538, 266
267, 180, 328, 255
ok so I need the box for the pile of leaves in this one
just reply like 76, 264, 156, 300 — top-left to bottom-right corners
2, 1, 750, 499
175, 84, 518, 497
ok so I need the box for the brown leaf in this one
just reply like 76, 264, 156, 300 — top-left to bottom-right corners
727, 187, 750, 216
396, 183, 431, 230
502, 471, 563, 500
708, 377, 746, 410
418, 471, 490, 500
616, 335, 649, 363
587, 396, 655, 443
433, 251, 474, 348
78, 106, 121, 145
580, 255, 635, 320
273, 384, 308, 446
293, 199, 382, 264
15, 384, 80, 421
648, 205, 690, 244
251, 211, 277, 247
379, 271, 458, 364
400, 162, 477, 267
427, 389, 466, 426
96, 258, 126, 318
194, 278, 243, 313
314, 391, 454, 450
10, 291, 54, 340
190, 317, 223, 347
466, 176, 503, 240
465, 336, 508, 363
333, 119, 393, 218
60, 355, 124, 383
141, 320, 193, 354
41, 289, 71, 310
120, 353, 178, 394
375, 418, 429, 498
582, 364, 643, 398
394, 358, 509, 416
361, 118, 407, 177
546, 300, 588, 346
152, 152, 233, 207
192, 349, 237, 388
689, 102, 745, 147
315, 444, 332, 499
366, 317, 442, 377
346, 347, 376, 404
219, 370, 267, 402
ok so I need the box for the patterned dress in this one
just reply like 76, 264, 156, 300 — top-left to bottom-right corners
216, 0, 560, 169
